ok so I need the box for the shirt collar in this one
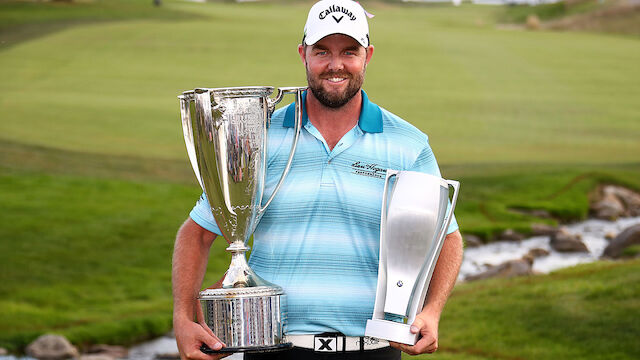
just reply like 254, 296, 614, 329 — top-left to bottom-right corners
283, 89, 383, 133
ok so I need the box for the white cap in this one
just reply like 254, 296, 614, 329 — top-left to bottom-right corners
303, 0, 370, 48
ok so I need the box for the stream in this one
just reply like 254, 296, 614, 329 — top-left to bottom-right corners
459, 216, 640, 280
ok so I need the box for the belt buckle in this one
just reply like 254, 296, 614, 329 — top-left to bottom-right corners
314, 334, 339, 352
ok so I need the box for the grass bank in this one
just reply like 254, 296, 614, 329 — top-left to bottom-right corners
422, 259, 640, 360
4, 139, 640, 241
0, 171, 189, 349
2, 144, 638, 351
446, 162, 640, 240
4, 171, 637, 360
499, 0, 640, 36
0, 167, 235, 350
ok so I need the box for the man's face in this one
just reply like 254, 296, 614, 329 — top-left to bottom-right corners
299, 34, 374, 109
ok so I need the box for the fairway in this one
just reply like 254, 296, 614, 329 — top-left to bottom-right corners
1, 0, 639, 358
1, 1, 639, 164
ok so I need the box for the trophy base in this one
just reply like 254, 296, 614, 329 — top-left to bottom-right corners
200, 286, 287, 350
365, 319, 418, 345
200, 342, 293, 354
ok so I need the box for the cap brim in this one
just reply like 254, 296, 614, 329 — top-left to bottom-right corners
304, 30, 368, 48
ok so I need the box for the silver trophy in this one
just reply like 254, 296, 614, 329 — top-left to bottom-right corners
178, 86, 305, 353
365, 170, 460, 345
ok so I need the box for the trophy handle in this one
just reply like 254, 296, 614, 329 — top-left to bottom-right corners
380, 169, 399, 248
438, 180, 460, 245
259, 87, 306, 213
371, 169, 400, 319
267, 86, 305, 114
408, 178, 460, 322
178, 92, 204, 190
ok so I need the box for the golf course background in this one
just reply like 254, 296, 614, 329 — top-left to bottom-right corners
1, 0, 639, 359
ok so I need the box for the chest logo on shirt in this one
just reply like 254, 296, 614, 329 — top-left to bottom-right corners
351, 161, 386, 179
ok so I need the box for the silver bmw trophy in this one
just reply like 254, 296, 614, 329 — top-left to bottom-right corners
365, 170, 460, 345
178, 86, 306, 353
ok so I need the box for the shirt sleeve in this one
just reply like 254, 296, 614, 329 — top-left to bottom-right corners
407, 141, 460, 235
189, 193, 223, 236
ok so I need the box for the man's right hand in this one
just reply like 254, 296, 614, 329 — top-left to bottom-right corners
174, 317, 227, 360
172, 219, 227, 359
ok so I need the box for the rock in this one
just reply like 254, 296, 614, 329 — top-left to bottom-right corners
79, 355, 114, 360
603, 224, 640, 259
604, 185, 640, 216
87, 345, 128, 359
26, 334, 79, 360
526, 247, 550, 258
464, 234, 483, 248
526, 15, 541, 30
592, 192, 626, 220
531, 223, 558, 237
466, 255, 534, 281
550, 228, 588, 253
0, 348, 8, 356
591, 185, 640, 219
605, 231, 617, 241
499, 229, 525, 241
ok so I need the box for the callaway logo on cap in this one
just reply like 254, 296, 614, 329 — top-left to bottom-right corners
303, 0, 371, 48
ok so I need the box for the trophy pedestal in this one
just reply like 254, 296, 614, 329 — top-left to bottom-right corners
365, 319, 418, 345
200, 286, 291, 352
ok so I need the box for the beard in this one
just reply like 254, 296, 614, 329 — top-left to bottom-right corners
306, 66, 365, 109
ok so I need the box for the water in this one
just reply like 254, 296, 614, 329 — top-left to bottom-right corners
459, 216, 640, 280
126, 335, 179, 360
126, 336, 242, 360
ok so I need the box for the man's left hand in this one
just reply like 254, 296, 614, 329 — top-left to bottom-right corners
389, 311, 439, 355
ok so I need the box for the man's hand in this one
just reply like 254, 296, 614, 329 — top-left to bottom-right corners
390, 230, 462, 355
389, 311, 439, 355
173, 219, 226, 360
174, 317, 228, 360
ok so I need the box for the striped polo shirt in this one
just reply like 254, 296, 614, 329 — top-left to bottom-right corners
190, 90, 458, 336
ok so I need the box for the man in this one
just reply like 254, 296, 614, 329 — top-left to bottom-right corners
172, 1, 463, 359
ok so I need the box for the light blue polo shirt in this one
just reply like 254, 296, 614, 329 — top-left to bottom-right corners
190, 90, 458, 336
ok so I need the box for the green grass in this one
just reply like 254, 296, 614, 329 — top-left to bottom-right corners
621, 245, 640, 258
0, 171, 184, 349
1, 0, 640, 356
4, 138, 640, 241
0, 0, 200, 50
446, 163, 640, 239
1, 1, 639, 164
498, 0, 602, 23
416, 260, 640, 360
497, 0, 640, 36
0, 169, 233, 350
